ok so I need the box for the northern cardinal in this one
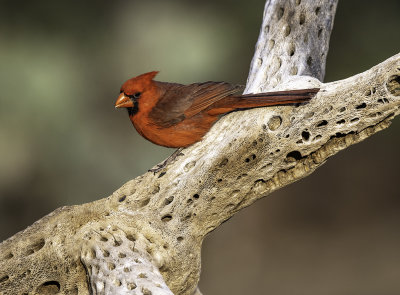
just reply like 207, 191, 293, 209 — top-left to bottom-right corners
115, 71, 319, 148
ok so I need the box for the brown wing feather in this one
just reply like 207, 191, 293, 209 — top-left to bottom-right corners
149, 81, 243, 128
184, 82, 243, 117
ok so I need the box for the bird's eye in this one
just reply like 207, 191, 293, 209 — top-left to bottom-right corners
126, 92, 141, 99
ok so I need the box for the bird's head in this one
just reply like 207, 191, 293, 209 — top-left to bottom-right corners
115, 71, 159, 115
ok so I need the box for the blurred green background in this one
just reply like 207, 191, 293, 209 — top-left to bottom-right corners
0, 0, 399, 294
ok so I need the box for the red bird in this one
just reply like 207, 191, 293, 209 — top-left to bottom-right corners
115, 71, 318, 148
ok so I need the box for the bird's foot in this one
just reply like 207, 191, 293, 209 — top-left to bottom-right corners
149, 148, 185, 175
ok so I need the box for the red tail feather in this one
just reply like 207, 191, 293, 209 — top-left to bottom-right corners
208, 88, 319, 115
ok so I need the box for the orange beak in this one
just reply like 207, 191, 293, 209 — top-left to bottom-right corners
115, 93, 133, 108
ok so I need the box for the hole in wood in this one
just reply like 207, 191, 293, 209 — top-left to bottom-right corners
161, 215, 173, 222
0, 275, 9, 284
286, 151, 302, 162
277, 7, 284, 20
336, 119, 345, 125
299, 13, 305, 25
355, 102, 367, 109
165, 196, 174, 205
268, 116, 282, 130
37, 281, 61, 294
387, 75, 400, 96
24, 238, 45, 256
302, 131, 310, 141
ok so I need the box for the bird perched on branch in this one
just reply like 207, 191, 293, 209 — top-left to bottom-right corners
115, 71, 319, 148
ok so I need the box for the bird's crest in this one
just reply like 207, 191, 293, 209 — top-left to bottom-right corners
120, 71, 159, 94
137, 71, 159, 81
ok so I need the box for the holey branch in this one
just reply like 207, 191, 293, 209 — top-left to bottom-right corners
1, 0, 399, 295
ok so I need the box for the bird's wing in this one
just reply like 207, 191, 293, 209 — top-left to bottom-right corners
149, 81, 243, 128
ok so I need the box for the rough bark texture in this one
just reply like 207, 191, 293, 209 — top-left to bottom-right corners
81, 227, 174, 295
1, 0, 399, 295
246, 0, 338, 92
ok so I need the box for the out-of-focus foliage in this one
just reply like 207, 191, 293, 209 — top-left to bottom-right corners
0, 1, 399, 294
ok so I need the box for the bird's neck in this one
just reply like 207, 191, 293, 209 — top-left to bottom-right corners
127, 101, 139, 116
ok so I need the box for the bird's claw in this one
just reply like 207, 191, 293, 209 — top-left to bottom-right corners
149, 164, 166, 175
148, 148, 185, 175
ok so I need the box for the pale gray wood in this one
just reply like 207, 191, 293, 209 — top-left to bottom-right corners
246, 0, 338, 93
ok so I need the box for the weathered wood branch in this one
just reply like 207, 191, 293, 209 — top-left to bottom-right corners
247, 0, 337, 90
1, 0, 399, 294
